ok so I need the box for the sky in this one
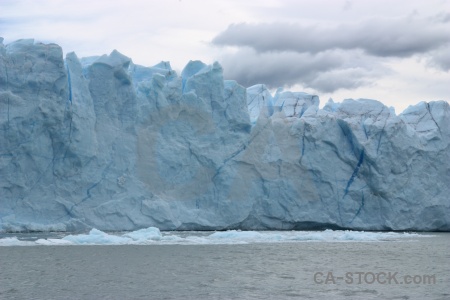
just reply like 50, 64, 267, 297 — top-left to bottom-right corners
1, 0, 449, 113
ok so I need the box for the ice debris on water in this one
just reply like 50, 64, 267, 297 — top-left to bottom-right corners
0, 228, 428, 246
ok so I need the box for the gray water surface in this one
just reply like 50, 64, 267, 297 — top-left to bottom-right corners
0, 233, 449, 299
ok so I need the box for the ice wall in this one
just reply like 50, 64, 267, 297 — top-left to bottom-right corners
1, 39, 449, 232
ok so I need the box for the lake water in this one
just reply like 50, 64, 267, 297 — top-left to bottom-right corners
0, 231, 449, 299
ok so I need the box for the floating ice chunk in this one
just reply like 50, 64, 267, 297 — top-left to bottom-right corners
0, 237, 34, 246
123, 227, 162, 241
0, 230, 428, 246
207, 230, 420, 243
319, 230, 420, 241
35, 238, 73, 245
59, 227, 168, 245
288, 232, 327, 241
62, 228, 132, 245
160, 235, 185, 242
209, 230, 264, 239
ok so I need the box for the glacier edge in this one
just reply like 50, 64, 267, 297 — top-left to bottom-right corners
0, 38, 449, 232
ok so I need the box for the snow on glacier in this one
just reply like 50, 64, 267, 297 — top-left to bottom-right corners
0, 38, 449, 232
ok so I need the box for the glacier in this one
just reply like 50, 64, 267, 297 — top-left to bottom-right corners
0, 38, 449, 232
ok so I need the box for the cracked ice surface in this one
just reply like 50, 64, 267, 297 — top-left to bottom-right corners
0, 39, 449, 232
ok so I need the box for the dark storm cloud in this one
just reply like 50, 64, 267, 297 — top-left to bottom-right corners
220, 48, 388, 92
213, 14, 449, 92
212, 16, 450, 57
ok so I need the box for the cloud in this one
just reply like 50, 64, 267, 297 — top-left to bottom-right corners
220, 48, 389, 92
0, 0, 243, 68
430, 12, 450, 23
427, 45, 450, 71
213, 14, 450, 92
212, 16, 450, 57
342, 0, 353, 11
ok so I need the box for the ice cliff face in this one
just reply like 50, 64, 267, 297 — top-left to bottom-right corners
1, 39, 449, 232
